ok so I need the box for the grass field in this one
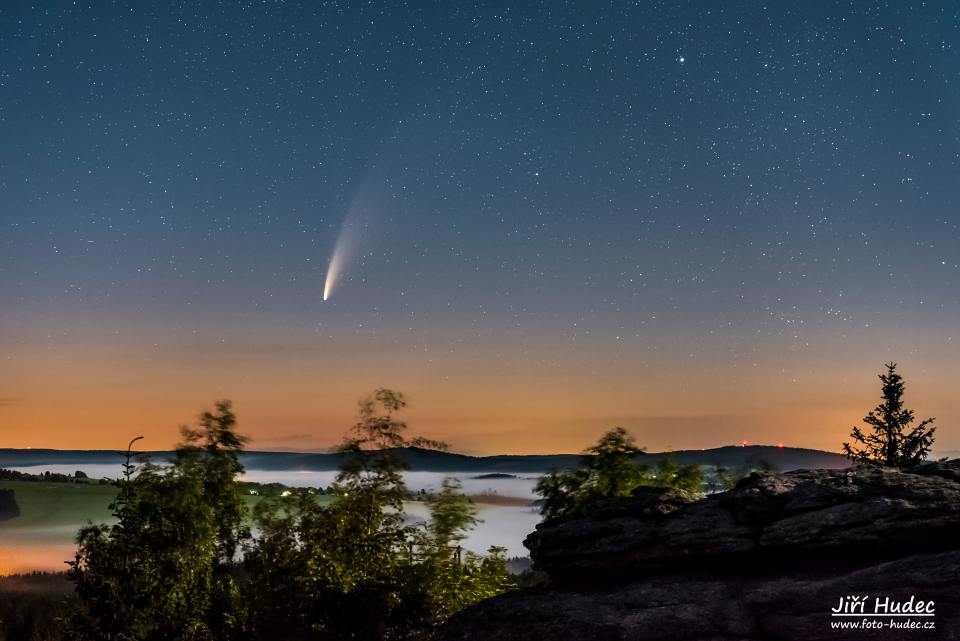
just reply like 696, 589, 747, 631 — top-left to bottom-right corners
0, 481, 336, 574
0, 479, 534, 575
0, 481, 118, 574
2, 481, 118, 531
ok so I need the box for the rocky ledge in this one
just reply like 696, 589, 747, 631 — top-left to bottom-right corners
438, 461, 960, 641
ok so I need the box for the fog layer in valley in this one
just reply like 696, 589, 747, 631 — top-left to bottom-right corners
1, 465, 543, 573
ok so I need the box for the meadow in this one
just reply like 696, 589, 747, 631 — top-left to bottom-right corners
0, 480, 117, 574
0, 479, 316, 574
0, 469, 541, 574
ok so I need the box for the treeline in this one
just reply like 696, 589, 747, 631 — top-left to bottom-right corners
0, 573, 72, 641
55, 390, 512, 641
535, 427, 706, 519
0, 469, 99, 484
0, 464, 430, 501
237, 481, 435, 501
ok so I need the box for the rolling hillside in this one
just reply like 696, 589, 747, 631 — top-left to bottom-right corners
0, 445, 849, 474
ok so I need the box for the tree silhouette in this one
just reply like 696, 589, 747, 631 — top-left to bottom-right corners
63, 393, 511, 641
843, 362, 936, 469
244, 388, 513, 640
66, 407, 249, 641
535, 427, 703, 519
582, 426, 646, 497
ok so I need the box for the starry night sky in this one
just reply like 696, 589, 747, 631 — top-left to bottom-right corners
2, 1, 960, 455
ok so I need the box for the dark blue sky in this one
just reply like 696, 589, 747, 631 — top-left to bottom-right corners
2, 1, 959, 454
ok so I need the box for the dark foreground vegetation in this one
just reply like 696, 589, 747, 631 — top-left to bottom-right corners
0, 363, 943, 640
0, 573, 72, 641
843, 361, 937, 469
535, 427, 705, 519
2, 390, 512, 641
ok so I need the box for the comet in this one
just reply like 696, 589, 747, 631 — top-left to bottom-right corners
322, 235, 344, 301
322, 218, 356, 302
322, 258, 338, 302
322, 190, 375, 301
322, 148, 397, 300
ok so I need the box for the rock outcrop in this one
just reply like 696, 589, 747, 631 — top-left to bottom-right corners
0, 488, 19, 522
438, 462, 960, 640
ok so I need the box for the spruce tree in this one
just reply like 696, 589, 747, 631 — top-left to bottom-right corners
843, 362, 936, 469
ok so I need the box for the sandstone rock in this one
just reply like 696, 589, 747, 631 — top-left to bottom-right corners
438, 463, 960, 640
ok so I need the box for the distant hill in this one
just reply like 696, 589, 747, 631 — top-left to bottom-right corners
640, 445, 850, 471
0, 445, 849, 474
0, 449, 149, 467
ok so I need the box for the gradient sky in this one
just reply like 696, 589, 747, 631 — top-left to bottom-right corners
2, 1, 960, 455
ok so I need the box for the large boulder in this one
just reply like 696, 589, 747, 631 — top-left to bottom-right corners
0, 488, 19, 522
438, 462, 960, 640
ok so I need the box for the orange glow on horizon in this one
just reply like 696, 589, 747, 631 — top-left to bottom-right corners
2, 326, 959, 456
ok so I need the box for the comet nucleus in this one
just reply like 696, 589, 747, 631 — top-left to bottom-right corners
322, 192, 374, 301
